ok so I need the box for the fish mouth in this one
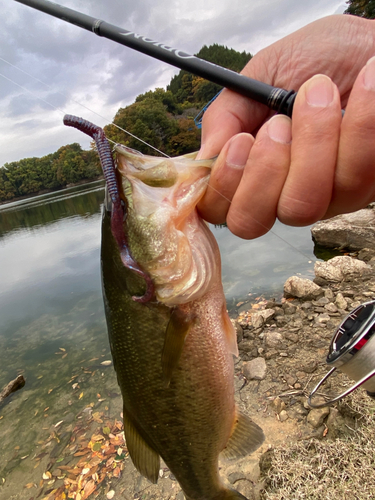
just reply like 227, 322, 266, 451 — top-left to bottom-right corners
114, 146, 218, 306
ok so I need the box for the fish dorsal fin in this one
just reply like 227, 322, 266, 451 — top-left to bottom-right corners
220, 410, 265, 461
162, 307, 196, 387
222, 305, 239, 357
123, 410, 160, 484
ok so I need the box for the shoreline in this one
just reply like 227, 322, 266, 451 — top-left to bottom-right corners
0, 176, 104, 207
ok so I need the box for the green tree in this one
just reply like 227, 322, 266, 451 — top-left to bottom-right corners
345, 0, 375, 18
169, 118, 201, 156
168, 44, 252, 107
0, 143, 100, 202
105, 95, 179, 156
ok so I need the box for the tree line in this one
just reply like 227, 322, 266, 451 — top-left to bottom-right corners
0, 143, 100, 202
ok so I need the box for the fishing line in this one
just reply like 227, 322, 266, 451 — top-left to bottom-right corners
0, 58, 169, 157
204, 182, 314, 262
0, 65, 312, 263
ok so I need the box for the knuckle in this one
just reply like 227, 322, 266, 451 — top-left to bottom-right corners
227, 208, 272, 240
277, 196, 324, 226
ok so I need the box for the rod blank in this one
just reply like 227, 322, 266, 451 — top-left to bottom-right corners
14, 0, 297, 116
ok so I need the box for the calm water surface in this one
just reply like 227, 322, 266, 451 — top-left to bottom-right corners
0, 181, 323, 499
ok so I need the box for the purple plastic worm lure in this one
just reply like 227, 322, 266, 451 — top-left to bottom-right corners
63, 114, 154, 303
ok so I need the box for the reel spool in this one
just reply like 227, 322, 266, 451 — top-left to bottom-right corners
308, 300, 375, 408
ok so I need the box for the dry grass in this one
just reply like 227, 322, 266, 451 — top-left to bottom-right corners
260, 391, 375, 500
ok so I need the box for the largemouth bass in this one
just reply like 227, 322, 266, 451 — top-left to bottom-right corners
63, 116, 265, 500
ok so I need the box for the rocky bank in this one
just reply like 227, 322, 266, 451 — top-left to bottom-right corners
228, 251, 375, 499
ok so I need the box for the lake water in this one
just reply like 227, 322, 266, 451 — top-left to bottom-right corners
0, 181, 328, 499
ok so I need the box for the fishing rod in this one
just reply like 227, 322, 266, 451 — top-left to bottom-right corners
14, 0, 297, 117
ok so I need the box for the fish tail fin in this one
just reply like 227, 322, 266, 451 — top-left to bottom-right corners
185, 488, 249, 500
221, 411, 265, 461
215, 488, 249, 499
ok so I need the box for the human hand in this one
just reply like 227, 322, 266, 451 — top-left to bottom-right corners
197, 14, 375, 239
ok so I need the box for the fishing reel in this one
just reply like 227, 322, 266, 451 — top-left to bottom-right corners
308, 300, 375, 408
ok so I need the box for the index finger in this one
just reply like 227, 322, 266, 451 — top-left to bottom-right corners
198, 88, 269, 159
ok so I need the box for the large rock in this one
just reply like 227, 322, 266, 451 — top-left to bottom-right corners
284, 276, 323, 300
242, 357, 267, 380
249, 308, 276, 329
307, 407, 330, 428
311, 207, 375, 250
314, 256, 371, 282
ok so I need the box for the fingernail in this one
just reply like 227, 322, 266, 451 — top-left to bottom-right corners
364, 56, 375, 91
267, 115, 292, 144
305, 74, 334, 107
226, 134, 252, 169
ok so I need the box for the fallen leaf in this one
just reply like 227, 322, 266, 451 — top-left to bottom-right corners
59, 348, 66, 352
73, 449, 91, 457
107, 490, 115, 499
62, 353, 68, 359
100, 361, 112, 366
113, 466, 121, 478
24, 482, 36, 488
83, 479, 96, 498
48, 389, 53, 394
92, 442, 102, 452
79, 392, 83, 399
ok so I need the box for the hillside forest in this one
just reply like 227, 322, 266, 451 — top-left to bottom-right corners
0, 45, 251, 203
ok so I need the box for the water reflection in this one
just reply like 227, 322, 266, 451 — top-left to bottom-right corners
0, 179, 105, 239
212, 221, 317, 308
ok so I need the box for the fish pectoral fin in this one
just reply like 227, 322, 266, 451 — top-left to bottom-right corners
222, 305, 239, 357
123, 410, 160, 484
162, 307, 195, 387
220, 410, 265, 461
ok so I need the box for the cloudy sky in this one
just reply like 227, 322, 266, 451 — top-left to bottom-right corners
0, 0, 346, 167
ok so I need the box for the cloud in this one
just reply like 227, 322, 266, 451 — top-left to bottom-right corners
0, 0, 347, 166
